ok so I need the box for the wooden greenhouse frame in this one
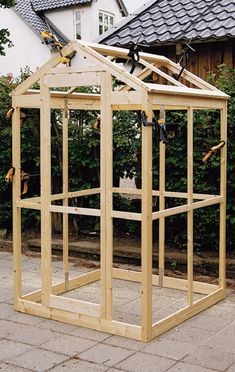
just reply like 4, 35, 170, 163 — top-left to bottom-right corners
11, 40, 229, 342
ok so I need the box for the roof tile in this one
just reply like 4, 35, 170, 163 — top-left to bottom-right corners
99, 0, 235, 46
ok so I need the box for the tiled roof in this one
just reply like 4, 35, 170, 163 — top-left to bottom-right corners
14, 0, 68, 45
31, 0, 93, 12
98, 0, 235, 47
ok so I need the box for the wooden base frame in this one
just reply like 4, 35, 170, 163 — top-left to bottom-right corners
11, 40, 228, 342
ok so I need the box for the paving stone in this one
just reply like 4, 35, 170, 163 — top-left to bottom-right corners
183, 314, 233, 332
183, 345, 235, 371
0, 320, 61, 346
152, 307, 176, 323
71, 327, 111, 342
0, 363, 32, 371
167, 361, 217, 372
51, 359, 108, 371
103, 335, 145, 351
115, 351, 176, 372
203, 304, 235, 320
41, 334, 97, 356
39, 319, 78, 334
227, 364, 235, 372
206, 322, 235, 353
6, 348, 69, 371
0, 303, 15, 319
142, 338, 196, 360
159, 324, 214, 345
0, 339, 33, 362
7, 312, 45, 326
113, 310, 141, 325
79, 343, 134, 367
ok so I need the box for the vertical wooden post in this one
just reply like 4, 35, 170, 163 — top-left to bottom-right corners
100, 71, 113, 320
40, 78, 52, 306
12, 106, 22, 306
219, 104, 227, 290
141, 92, 153, 341
187, 107, 193, 306
158, 108, 166, 286
63, 100, 69, 290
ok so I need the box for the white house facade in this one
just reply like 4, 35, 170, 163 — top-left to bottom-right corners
0, 0, 127, 77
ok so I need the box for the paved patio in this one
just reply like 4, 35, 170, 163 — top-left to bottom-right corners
1, 249, 235, 372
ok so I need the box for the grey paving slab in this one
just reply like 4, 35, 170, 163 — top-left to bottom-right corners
0, 320, 62, 346
79, 343, 134, 367
7, 312, 46, 326
103, 335, 145, 351
115, 351, 176, 372
167, 361, 217, 372
0, 363, 32, 371
206, 322, 235, 354
183, 345, 235, 371
202, 304, 235, 321
227, 364, 235, 372
0, 303, 15, 319
142, 338, 196, 360
183, 314, 234, 332
39, 319, 78, 334
159, 324, 215, 345
71, 327, 111, 342
5, 348, 69, 371
50, 358, 108, 371
41, 334, 97, 356
0, 339, 33, 362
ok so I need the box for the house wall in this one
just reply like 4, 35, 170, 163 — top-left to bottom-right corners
150, 40, 235, 81
46, 0, 123, 42
0, 8, 51, 77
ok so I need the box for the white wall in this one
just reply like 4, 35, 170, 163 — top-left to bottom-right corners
0, 8, 51, 77
46, 0, 124, 42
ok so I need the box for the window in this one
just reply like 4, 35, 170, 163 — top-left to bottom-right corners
74, 11, 81, 39
99, 11, 114, 35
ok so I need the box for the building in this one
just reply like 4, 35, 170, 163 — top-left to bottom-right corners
0, 0, 128, 76
97, 0, 235, 79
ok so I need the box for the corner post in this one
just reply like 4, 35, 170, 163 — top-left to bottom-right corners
100, 71, 113, 320
219, 103, 227, 290
40, 77, 52, 306
63, 100, 69, 290
141, 91, 153, 341
12, 104, 22, 307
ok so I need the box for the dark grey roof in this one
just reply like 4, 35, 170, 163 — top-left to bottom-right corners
98, 0, 235, 47
14, 0, 68, 45
31, 0, 93, 12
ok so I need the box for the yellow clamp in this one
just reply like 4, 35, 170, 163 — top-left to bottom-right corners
202, 141, 226, 163
94, 116, 101, 129
5, 167, 15, 182
5, 168, 30, 195
6, 108, 14, 119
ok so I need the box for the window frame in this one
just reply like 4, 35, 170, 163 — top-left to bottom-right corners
99, 10, 115, 35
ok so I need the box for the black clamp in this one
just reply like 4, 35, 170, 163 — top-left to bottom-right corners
128, 43, 141, 74
141, 111, 178, 145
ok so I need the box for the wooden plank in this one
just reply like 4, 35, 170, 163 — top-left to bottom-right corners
16, 200, 41, 210
75, 42, 146, 92
152, 196, 223, 220
50, 295, 101, 317
187, 107, 194, 306
49, 205, 101, 217
48, 66, 106, 74
100, 72, 113, 320
40, 78, 52, 306
16, 299, 141, 340
63, 103, 69, 289
152, 94, 226, 110
112, 268, 218, 295
147, 84, 229, 99
11, 42, 76, 96
139, 58, 185, 87
111, 210, 141, 221
22, 270, 100, 303
219, 105, 227, 289
112, 188, 218, 200
12, 107, 22, 306
141, 91, 153, 341
152, 288, 225, 338
44, 72, 100, 88
111, 91, 142, 105
159, 107, 166, 286
67, 188, 101, 198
